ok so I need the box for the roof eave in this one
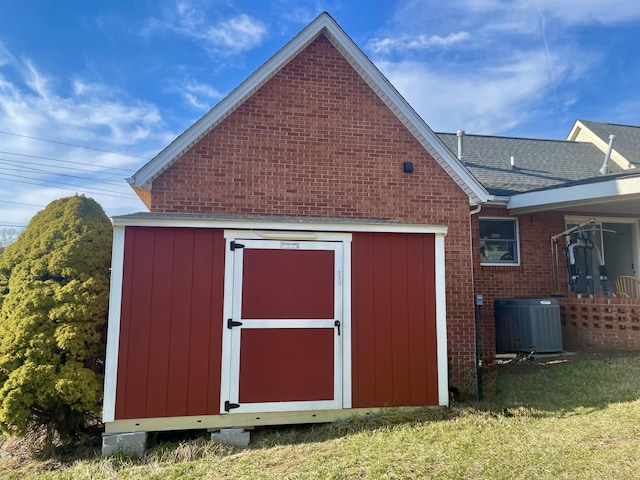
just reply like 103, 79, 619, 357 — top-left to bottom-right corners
506, 175, 640, 214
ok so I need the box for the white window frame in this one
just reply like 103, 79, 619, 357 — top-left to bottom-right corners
479, 217, 521, 266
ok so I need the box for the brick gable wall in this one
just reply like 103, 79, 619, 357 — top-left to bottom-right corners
150, 35, 478, 394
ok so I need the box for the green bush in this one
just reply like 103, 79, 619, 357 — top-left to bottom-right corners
0, 195, 112, 439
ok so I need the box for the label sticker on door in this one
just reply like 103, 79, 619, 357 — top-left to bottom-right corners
280, 241, 301, 249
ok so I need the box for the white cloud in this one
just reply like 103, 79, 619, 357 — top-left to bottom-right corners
180, 80, 222, 109
148, 1, 268, 55
0, 42, 15, 68
368, 32, 471, 54
377, 50, 564, 134
367, 0, 638, 136
276, 1, 343, 26
203, 14, 267, 52
534, 0, 640, 25
0, 53, 169, 226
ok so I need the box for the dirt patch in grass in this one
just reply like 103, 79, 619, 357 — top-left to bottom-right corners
0, 427, 102, 476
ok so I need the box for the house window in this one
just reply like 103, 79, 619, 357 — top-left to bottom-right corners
479, 218, 520, 265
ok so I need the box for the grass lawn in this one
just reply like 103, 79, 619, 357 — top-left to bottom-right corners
2, 352, 639, 479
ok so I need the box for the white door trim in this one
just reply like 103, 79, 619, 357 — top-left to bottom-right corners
220, 232, 352, 415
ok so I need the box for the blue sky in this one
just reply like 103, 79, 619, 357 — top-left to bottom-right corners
1, 0, 639, 230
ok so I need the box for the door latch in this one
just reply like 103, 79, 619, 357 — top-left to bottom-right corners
334, 320, 341, 336
227, 318, 243, 329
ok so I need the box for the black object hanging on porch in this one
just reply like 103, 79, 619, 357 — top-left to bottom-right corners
551, 219, 609, 297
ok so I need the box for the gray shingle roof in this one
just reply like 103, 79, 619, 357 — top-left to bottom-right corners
577, 120, 640, 167
436, 133, 625, 196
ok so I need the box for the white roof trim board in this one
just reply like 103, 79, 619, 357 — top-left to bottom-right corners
112, 213, 449, 235
507, 175, 640, 214
128, 12, 490, 205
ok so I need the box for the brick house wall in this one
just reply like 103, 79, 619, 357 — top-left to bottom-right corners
148, 35, 479, 394
471, 207, 566, 361
472, 207, 640, 360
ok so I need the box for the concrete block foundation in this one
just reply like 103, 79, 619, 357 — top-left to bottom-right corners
102, 431, 147, 457
211, 428, 251, 448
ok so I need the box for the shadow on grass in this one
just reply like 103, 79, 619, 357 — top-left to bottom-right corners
483, 351, 640, 414
249, 405, 463, 449
251, 351, 640, 448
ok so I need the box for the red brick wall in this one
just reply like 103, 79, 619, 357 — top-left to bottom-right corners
471, 207, 566, 362
150, 35, 478, 394
473, 208, 640, 363
560, 298, 640, 351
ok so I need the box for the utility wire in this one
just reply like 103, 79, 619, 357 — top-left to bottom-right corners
0, 174, 138, 199
0, 199, 46, 208
0, 130, 151, 160
0, 161, 131, 188
0, 150, 135, 174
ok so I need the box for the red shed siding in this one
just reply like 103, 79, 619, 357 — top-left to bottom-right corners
149, 35, 477, 393
115, 227, 225, 420
352, 232, 439, 407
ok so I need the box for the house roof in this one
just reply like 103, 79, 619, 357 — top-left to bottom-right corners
128, 12, 489, 205
568, 119, 640, 168
436, 133, 624, 196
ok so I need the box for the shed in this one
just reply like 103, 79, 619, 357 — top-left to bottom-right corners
104, 215, 449, 434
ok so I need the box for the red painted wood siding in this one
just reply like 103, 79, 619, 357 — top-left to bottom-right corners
241, 248, 335, 319
351, 232, 439, 407
115, 226, 225, 420
238, 328, 334, 403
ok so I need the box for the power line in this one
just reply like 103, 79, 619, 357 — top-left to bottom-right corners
0, 172, 132, 196
0, 174, 138, 199
0, 150, 135, 174
0, 161, 131, 188
0, 199, 46, 208
0, 130, 152, 160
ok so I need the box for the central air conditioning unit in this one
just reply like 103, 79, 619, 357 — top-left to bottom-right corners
494, 298, 563, 354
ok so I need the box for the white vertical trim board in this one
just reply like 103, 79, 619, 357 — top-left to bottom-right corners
219, 236, 238, 414
332, 242, 344, 409
341, 236, 353, 409
103, 226, 126, 423
435, 233, 449, 406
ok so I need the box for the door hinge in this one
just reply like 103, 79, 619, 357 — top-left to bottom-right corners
230, 241, 245, 251
224, 401, 240, 412
227, 318, 243, 329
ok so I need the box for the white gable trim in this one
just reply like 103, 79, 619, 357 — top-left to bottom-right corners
128, 13, 489, 205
